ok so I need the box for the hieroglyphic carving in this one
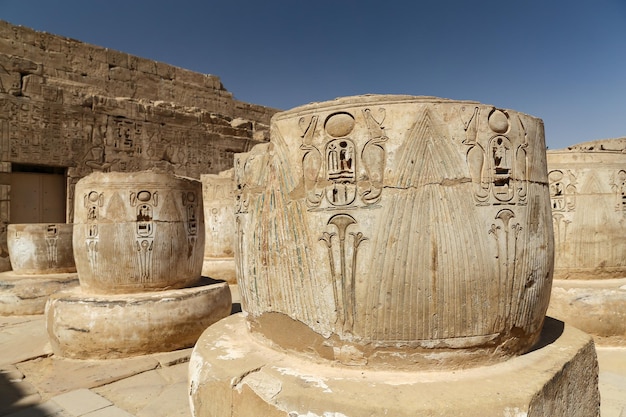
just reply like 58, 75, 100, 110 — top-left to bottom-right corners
44, 224, 59, 269
299, 109, 387, 211
489, 209, 522, 328
130, 190, 157, 281
84, 191, 103, 270
360, 108, 387, 204
237, 96, 552, 365
611, 170, 626, 212
548, 169, 577, 212
319, 214, 367, 334
182, 191, 199, 261
112, 118, 143, 156
463, 108, 530, 206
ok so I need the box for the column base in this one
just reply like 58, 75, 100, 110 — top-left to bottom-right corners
548, 277, 626, 345
189, 314, 600, 417
0, 271, 79, 315
46, 278, 232, 359
201, 257, 236, 284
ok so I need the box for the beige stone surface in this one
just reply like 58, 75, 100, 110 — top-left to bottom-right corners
73, 171, 205, 294
93, 365, 189, 417
45, 280, 231, 359
547, 138, 626, 279
1, 314, 622, 417
235, 95, 554, 368
189, 314, 599, 417
597, 347, 626, 417
0, 315, 51, 367
50, 389, 112, 416
548, 277, 626, 344
201, 170, 236, 284
7, 224, 75, 274
0, 272, 78, 316
0, 19, 276, 273
15, 355, 160, 400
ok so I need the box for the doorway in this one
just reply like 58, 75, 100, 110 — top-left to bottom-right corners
10, 164, 66, 224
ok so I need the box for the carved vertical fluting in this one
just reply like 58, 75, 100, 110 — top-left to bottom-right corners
364, 110, 494, 342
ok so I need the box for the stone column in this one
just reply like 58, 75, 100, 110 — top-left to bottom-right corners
46, 170, 232, 359
546, 138, 626, 344
200, 169, 236, 284
0, 223, 78, 315
190, 96, 599, 416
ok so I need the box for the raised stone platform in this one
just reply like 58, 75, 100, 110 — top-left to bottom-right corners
201, 257, 236, 284
46, 278, 231, 359
189, 314, 600, 417
548, 277, 626, 345
0, 271, 78, 316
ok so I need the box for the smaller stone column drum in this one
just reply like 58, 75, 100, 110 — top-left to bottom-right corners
234, 95, 554, 368
8, 223, 76, 274
547, 139, 626, 279
201, 170, 236, 284
47, 171, 231, 358
0, 223, 78, 315
547, 138, 626, 343
73, 171, 204, 294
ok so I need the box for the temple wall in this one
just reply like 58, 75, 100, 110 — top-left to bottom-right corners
0, 20, 278, 270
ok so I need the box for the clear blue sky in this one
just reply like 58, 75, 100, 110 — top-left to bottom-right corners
1, 0, 625, 149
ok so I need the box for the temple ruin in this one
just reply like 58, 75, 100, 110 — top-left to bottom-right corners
0, 19, 277, 272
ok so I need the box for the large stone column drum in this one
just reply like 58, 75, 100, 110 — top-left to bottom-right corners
190, 96, 600, 416
0, 223, 78, 315
47, 171, 231, 359
236, 95, 554, 366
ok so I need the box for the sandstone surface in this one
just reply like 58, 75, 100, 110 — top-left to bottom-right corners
234, 95, 554, 368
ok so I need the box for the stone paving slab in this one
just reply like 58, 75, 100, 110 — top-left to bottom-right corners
0, 316, 51, 367
49, 389, 111, 416
15, 356, 160, 400
0, 366, 41, 415
1, 311, 625, 417
3, 400, 69, 417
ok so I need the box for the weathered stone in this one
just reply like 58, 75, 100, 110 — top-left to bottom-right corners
7, 223, 75, 274
0, 315, 51, 367
1, 223, 78, 315
0, 271, 78, 315
189, 314, 600, 417
201, 170, 236, 284
547, 138, 626, 280
73, 171, 204, 294
548, 278, 626, 345
546, 139, 626, 343
0, 19, 276, 272
46, 279, 231, 359
234, 95, 554, 368
47, 171, 232, 359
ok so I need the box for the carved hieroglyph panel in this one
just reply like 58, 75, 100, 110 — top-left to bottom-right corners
73, 171, 204, 294
201, 171, 236, 258
7, 223, 75, 274
547, 145, 626, 279
235, 96, 553, 364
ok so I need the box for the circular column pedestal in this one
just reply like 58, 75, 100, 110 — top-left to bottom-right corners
201, 257, 236, 284
548, 278, 626, 345
0, 271, 78, 315
46, 279, 231, 359
189, 315, 600, 417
